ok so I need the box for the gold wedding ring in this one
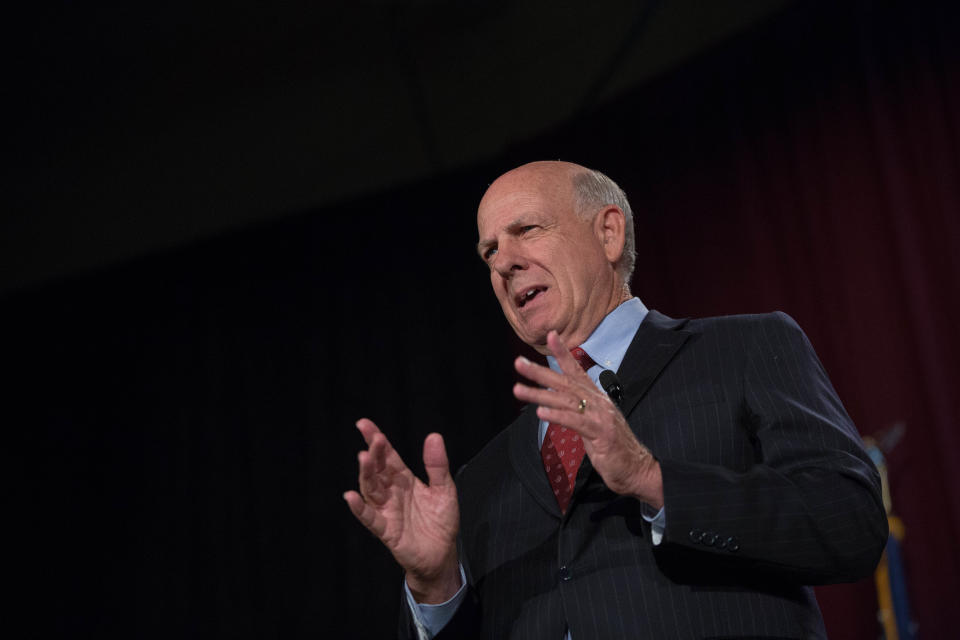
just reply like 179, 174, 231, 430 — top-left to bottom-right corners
577, 398, 587, 413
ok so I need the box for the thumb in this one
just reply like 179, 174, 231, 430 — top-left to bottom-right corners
422, 433, 453, 488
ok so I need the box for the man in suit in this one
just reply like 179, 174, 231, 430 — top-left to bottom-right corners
344, 161, 886, 638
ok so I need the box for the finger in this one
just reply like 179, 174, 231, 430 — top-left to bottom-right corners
547, 331, 592, 378
356, 417, 383, 446
356, 419, 409, 476
535, 405, 597, 438
343, 489, 368, 520
422, 433, 454, 489
357, 449, 383, 501
343, 490, 387, 538
513, 381, 585, 411
369, 433, 388, 475
358, 435, 398, 502
514, 355, 570, 391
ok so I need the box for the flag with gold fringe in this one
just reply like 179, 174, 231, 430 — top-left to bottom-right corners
866, 430, 917, 640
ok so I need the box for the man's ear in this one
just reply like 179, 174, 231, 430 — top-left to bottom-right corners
595, 205, 626, 265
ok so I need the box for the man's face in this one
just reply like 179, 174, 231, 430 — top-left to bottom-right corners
476, 165, 616, 352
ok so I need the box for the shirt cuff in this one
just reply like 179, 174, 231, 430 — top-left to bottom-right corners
642, 506, 666, 545
403, 564, 468, 640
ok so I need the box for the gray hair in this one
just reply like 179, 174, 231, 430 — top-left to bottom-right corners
572, 168, 637, 285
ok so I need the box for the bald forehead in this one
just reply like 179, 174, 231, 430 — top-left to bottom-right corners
484, 161, 582, 200
478, 162, 587, 221
476, 162, 587, 257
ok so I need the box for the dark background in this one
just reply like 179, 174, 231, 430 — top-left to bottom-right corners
6, 1, 958, 638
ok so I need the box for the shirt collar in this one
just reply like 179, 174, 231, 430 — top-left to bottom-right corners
546, 297, 649, 375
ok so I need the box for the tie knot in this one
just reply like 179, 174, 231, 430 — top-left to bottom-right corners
570, 347, 595, 371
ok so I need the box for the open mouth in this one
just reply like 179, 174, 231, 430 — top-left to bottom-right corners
516, 287, 546, 308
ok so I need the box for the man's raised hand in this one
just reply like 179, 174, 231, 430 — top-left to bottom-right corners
343, 418, 462, 603
512, 331, 663, 509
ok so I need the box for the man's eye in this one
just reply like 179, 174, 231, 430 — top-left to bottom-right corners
520, 225, 537, 233
484, 248, 498, 260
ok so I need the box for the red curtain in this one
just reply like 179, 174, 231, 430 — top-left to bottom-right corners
527, 2, 960, 636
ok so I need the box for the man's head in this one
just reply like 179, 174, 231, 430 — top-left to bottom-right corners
476, 161, 636, 353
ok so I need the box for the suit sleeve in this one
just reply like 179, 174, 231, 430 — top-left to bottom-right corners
657, 312, 887, 584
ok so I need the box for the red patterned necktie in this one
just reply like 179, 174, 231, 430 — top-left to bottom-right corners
540, 346, 595, 513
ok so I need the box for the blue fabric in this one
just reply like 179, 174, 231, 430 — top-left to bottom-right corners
886, 535, 917, 640
404, 564, 467, 639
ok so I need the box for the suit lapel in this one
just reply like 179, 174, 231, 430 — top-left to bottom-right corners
508, 403, 563, 518
616, 310, 692, 419
573, 310, 692, 497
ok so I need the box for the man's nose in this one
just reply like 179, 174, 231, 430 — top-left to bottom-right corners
492, 239, 526, 276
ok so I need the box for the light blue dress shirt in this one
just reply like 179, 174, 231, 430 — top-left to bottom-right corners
406, 298, 666, 639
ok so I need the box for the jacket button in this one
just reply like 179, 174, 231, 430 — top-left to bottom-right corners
726, 537, 740, 552
559, 566, 572, 581
688, 528, 703, 543
702, 531, 718, 546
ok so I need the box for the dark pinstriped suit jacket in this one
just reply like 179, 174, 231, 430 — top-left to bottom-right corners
401, 311, 887, 639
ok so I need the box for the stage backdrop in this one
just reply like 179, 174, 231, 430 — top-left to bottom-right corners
7, 1, 958, 638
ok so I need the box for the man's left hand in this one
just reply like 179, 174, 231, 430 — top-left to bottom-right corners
513, 330, 663, 509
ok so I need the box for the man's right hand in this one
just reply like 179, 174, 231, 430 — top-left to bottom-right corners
343, 418, 462, 604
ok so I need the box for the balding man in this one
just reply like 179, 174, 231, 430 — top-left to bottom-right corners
345, 162, 886, 639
